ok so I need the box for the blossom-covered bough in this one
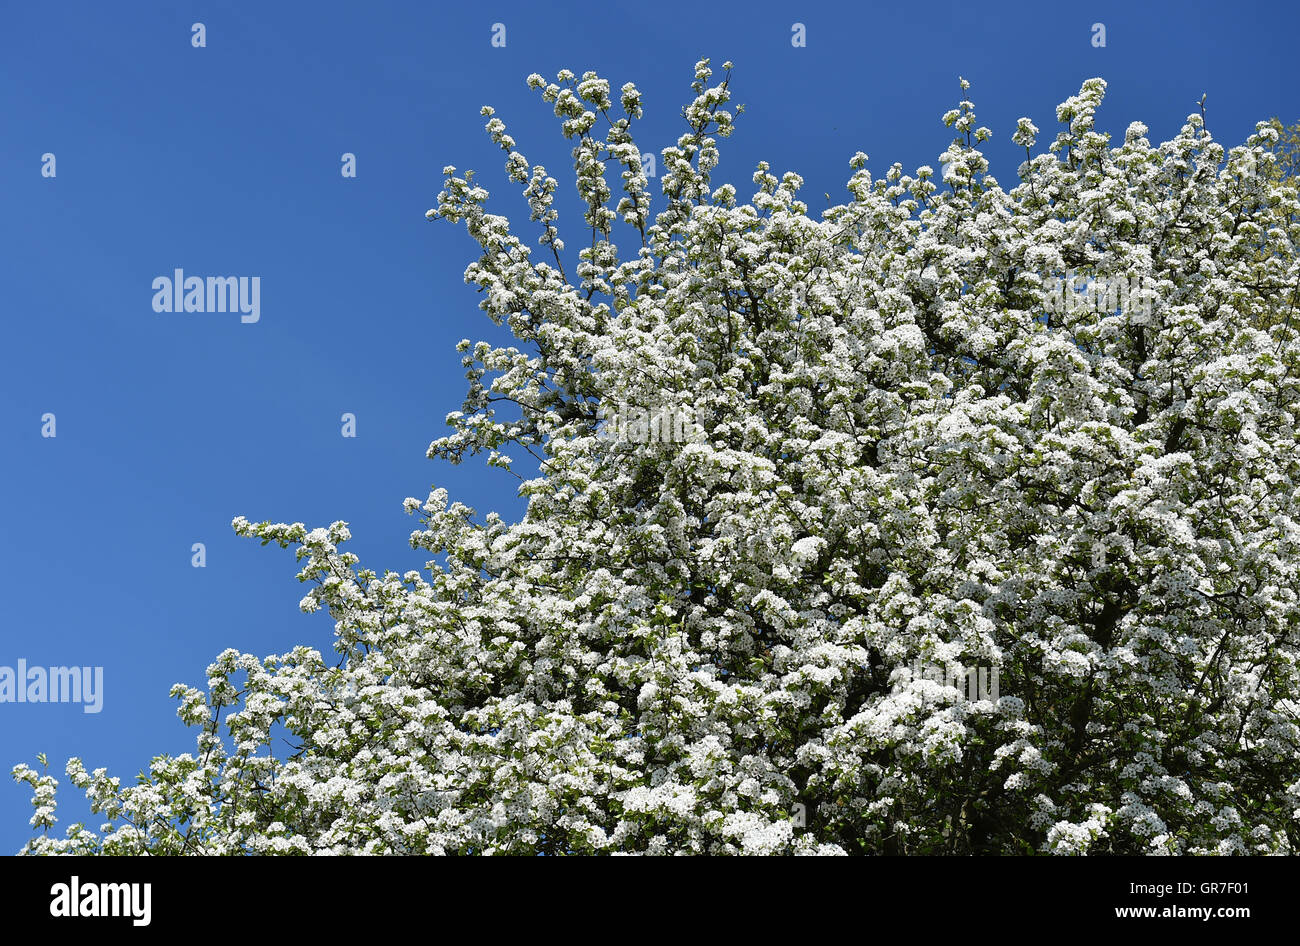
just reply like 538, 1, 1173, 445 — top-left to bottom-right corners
15, 61, 1300, 855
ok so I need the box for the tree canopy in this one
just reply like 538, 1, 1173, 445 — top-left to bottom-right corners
15, 61, 1300, 855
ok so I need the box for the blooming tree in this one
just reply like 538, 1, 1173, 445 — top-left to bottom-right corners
15, 61, 1300, 855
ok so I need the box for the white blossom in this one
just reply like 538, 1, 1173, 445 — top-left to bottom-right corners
14, 64, 1300, 856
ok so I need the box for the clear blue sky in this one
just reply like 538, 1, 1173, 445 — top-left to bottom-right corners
1, 0, 1296, 853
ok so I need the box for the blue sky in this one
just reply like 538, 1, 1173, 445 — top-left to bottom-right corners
1, 0, 1296, 853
